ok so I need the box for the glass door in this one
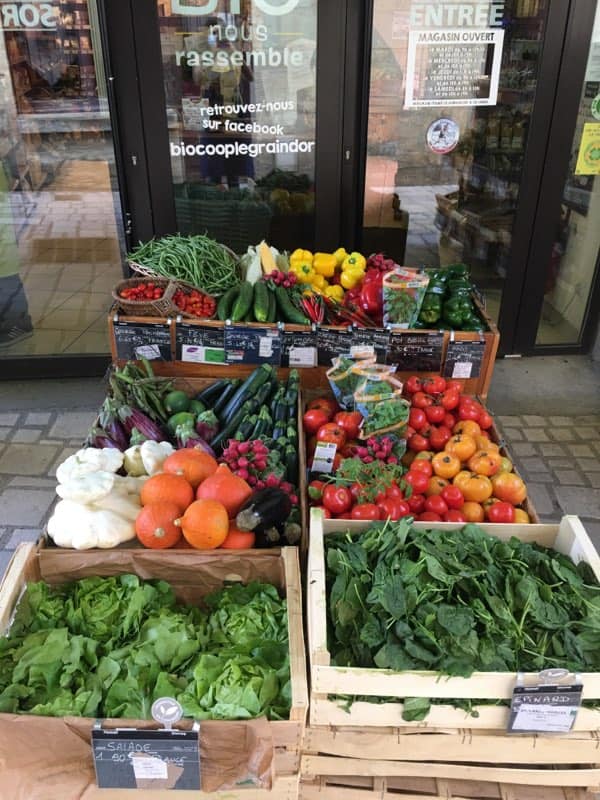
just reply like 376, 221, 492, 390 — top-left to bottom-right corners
358, 0, 553, 328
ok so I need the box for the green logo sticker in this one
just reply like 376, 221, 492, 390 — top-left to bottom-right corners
592, 95, 600, 121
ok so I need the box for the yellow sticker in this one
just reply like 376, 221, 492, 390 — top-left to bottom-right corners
575, 122, 600, 175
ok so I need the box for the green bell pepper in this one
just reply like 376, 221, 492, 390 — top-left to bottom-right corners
460, 315, 486, 332
418, 292, 442, 325
442, 295, 474, 328
446, 262, 470, 279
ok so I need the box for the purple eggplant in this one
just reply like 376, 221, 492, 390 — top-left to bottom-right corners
99, 399, 129, 450
117, 405, 165, 442
176, 425, 216, 458
195, 410, 219, 443
86, 427, 121, 449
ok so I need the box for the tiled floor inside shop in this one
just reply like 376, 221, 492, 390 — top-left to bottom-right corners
0, 355, 599, 576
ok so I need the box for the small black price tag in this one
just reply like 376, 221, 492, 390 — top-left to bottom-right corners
281, 328, 318, 368
224, 324, 282, 365
175, 321, 225, 364
317, 326, 354, 366
92, 728, 200, 789
443, 338, 485, 379
386, 332, 444, 372
350, 327, 390, 364
113, 320, 173, 361
508, 682, 583, 734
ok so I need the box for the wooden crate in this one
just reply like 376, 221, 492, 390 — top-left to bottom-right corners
108, 295, 500, 399
0, 542, 308, 799
307, 511, 600, 734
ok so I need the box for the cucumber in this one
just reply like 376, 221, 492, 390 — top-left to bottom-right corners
266, 289, 277, 323
217, 286, 240, 321
253, 281, 270, 323
231, 281, 254, 322
220, 365, 273, 423
274, 286, 310, 325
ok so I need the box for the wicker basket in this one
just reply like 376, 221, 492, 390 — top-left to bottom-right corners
170, 281, 217, 321
112, 278, 176, 316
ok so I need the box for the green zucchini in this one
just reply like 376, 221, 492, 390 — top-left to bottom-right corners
274, 285, 310, 325
231, 281, 254, 322
217, 285, 240, 321
253, 281, 270, 323
235, 414, 258, 441
212, 380, 241, 417
211, 399, 253, 450
195, 379, 230, 405
266, 289, 277, 323
284, 445, 298, 483
220, 365, 273, 423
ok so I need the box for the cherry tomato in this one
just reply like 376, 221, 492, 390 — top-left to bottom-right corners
417, 511, 442, 522
440, 484, 465, 510
303, 408, 330, 435
443, 510, 467, 522
405, 470, 429, 494
425, 405, 446, 424
409, 407, 428, 431
351, 503, 381, 520
424, 495, 448, 516
316, 423, 347, 448
486, 501, 516, 523
409, 459, 433, 478
407, 493, 426, 514
405, 376, 423, 394
322, 485, 352, 515
334, 411, 363, 440
412, 391, 434, 409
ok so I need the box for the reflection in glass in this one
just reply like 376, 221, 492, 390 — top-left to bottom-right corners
158, 0, 317, 253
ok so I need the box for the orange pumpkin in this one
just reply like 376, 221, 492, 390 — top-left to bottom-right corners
196, 464, 252, 518
135, 503, 182, 549
444, 434, 477, 462
431, 452, 461, 479
163, 449, 218, 489
140, 473, 194, 512
467, 449, 503, 477
176, 499, 229, 549
453, 471, 493, 503
491, 471, 527, 505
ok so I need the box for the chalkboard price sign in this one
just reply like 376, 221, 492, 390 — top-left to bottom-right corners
443, 339, 485, 379
113, 320, 173, 362
175, 322, 225, 364
224, 325, 282, 365
281, 328, 318, 368
350, 327, 390, 364
387, 332, 444, 373
92, 728, 200, 790
317, 327, 354, 367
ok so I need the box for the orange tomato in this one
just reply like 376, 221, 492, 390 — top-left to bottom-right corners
445, 434, 477, 463
453, 420, 481, 438
425, 476, 449, 496
462, 501, 485, 522
491, 472, 527, 505
453, 471, 493, 503
514, 508, 531, 524
474, 434, 499, 452
432, 451, 461, 479
467, 449, 503, 477
499, 456, 513, 473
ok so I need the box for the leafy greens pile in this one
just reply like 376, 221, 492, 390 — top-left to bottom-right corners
326, 520, 600, 718
0, 575, 290, 721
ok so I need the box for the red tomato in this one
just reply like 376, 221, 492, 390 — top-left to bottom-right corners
486, 501, 516, 523
334, 411, 363, 440
322, 485, 352, 515
440, 389, 460, 410
335, 511, 354, 519
478, 411, 494, 430
303, 408, 330, 435
307, 397, 338, 419
412, 391, 434, 409
458, 404, 481, 422
405, 470, 429, 494
316, 423, 347, 448
441, 484, 465, 510
308, 479, 325, 503
408, 433, 430, 453
407, 493, 426, 514
429, 425, 452, 451
443, 412, 457, 429
349, 482, 365, 503
409, 459, 433, 478
321, 507, 332, 518
424, 495, 448, 516
417, 511, 442, 522
422, 376, 447, 395
351, 503, 381, 520
425, 405, 446, 424
445, 379, 463, 393
409, 407, 428, 431
405, 376, 423, 394
443, 510, 467, 522
378, 497, 411, 521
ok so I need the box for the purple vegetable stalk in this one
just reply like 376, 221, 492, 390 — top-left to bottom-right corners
117, 405, 165, 441
195, 410, 219, 443
86, 427, 121, 450
176, 425, 216, 458
99, 399, 129, 450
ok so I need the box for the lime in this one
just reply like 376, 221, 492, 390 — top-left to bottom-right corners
167, 411, 196, 434
188, 399, 206, 416
164, 390, 190, 415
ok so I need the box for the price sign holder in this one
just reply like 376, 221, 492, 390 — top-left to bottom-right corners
443, 332, 485, 379
92, 698, 200, 789
386, 331, 444, 372
175, 318, 225, 364
317, 326, 354, 366
310, 441, 338, 475
112, 316, 173, 362
281, 325, 318, 368
507, 669, 583, 735
224, 323, 282, 365
350, 327, 390, 364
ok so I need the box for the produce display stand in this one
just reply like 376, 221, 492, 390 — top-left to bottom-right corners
304, 510, 600, 792
107, 294, 500, 400
0, 542, 308, 800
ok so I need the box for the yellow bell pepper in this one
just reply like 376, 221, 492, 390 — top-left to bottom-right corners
290, 248, 313, 267
311, 274, 328, 291
340, 267, 364, 290
290, 261, 315, 284
324, 284, 344, 302
342, 251, 366, 272
313, 252, 337, 278
333, 247, 348, 267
